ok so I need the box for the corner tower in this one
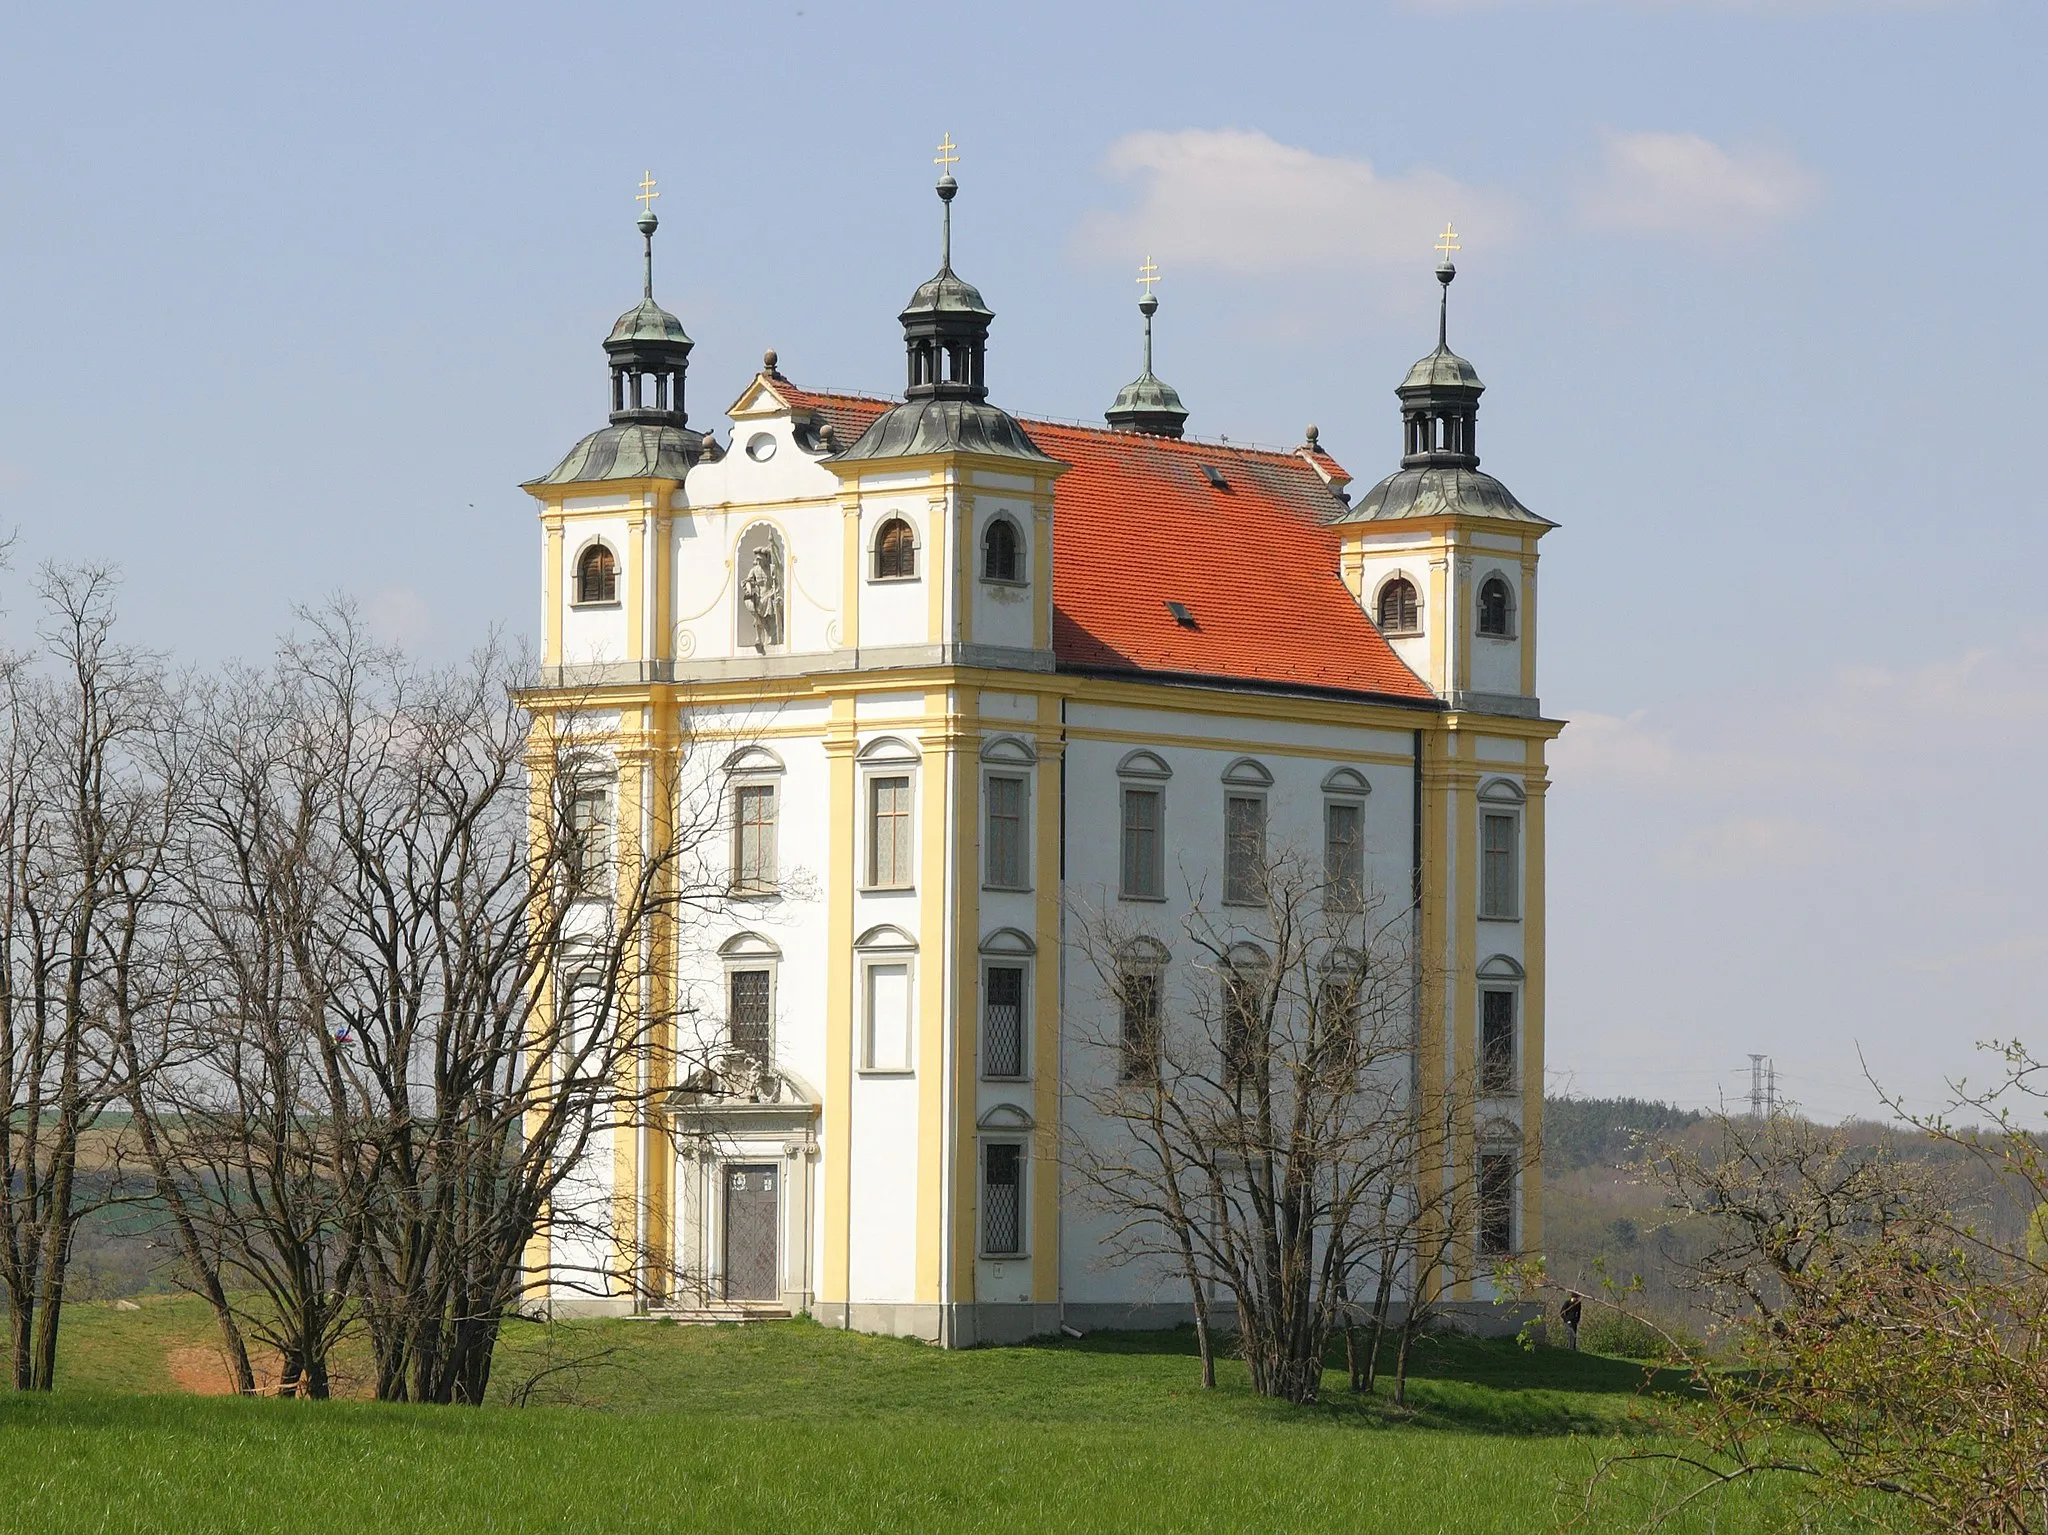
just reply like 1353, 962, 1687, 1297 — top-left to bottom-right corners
1329, 237, 1554, 716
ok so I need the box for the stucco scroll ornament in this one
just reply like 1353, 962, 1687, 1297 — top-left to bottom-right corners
741, 545, 784, 650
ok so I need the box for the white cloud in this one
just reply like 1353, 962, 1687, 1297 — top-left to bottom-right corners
1580, 131, 1818, 239
368, 585, 432, 650
1073, 129, 1508, 278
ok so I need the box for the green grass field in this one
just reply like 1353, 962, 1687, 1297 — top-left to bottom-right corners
0, 1299, 1844, 1534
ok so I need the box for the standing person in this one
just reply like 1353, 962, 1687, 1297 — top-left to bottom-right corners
1560, 1291, 1584, 1351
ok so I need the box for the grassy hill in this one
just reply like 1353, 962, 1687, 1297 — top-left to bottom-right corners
0, 1295, 1853, 1535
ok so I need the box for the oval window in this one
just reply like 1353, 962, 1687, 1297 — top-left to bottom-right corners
746, 433, 777, 463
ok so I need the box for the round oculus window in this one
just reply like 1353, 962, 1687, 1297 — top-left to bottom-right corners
745, 433, 777, 462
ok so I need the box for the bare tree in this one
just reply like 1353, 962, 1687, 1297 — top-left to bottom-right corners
1065, 849, 1421, 1404
0, 567, 175, 1390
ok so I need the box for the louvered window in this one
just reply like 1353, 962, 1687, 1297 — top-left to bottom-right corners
874, 519, 917, 579
982, 518, 1022, 582
576, 545, 618, 605
1377, 577, 1419, 633
983, 1143, 1024, 1255
983, 965, 1025, 1079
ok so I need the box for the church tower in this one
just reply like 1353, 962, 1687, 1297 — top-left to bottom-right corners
1332, 235, 1554, 717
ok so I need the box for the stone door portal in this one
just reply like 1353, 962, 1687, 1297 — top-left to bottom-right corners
723, 1164, 779, 1302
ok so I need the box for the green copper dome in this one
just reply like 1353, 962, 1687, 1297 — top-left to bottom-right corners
608, 297, 692, 347
1105, 368, 1188, 438
1399, 343, 1482, 393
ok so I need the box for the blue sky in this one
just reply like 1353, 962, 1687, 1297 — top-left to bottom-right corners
1, 0, 2040, 1119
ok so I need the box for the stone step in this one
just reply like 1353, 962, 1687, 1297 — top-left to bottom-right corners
643, 1303, 793, 1325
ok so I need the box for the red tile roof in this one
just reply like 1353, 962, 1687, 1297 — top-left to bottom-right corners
759, 377, 1437, 707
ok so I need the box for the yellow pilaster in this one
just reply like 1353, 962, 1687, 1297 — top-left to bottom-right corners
1030, 495, 1053, 651
543, 516, 564, 667
1521, 759, 1549, 1257
950, 691, 983, 1308
1030, 691, 1064, 1303
915, 687, 957, 1303
820, 699, 858, 1307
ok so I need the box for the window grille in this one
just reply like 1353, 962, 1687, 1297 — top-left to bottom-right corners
1478, 576, 1511, 636
983, 1143, 1023, 1254
1120, 787, 1163, 899
983, 965, 1025, 1078
1118, 969, 1160, 1083
1224, 794, 1266, 905
728, 969, 772, 1070
733, 783, 778, 893
576, 545, 618, 605
874, 519, 916, 579
982, 519, 1022, 582
1481, 990, 1516, 1095
1481, 812, 1518, 918
1478, 1154, 1516, 1257
869, 776, 913, 887
1377, 577, 1418, 633
985, 775, 1026, 888
1325, 799, 1364, 911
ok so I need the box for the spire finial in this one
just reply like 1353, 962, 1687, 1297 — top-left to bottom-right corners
1434, 220, 1460, 349
637, 171, 661, 298
1136, 257, 1161, 373
934, 134, 959, 268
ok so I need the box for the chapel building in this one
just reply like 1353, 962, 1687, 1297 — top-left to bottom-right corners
522, 166, 1560, 1344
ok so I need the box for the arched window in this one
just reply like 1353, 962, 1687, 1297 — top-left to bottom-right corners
1478, 575, 1512, 637
575, 544, 618, 605
1377, 576, 1419, 634
982, 517, 1023, 583
874, 518, 917, 580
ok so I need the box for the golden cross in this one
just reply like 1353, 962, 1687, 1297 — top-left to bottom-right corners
934, 134, 959, 172
1435, 220, 1461, 260
1137, 257, 1160, 298
637, 171, 659, 213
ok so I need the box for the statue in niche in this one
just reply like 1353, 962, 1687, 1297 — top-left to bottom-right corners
740, 541, 784, 650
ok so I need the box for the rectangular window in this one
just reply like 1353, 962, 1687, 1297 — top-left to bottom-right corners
983, 964, 1025, 1079
728, 969, 772, 1069
1481, 990, 1516, 1096
1120, 787, 1163, 900
732, 783, 778, 894
1478, 1153, 1516, 1257
1316, 973, 1360, 1079
1481, 812, 1519, 919
863, 961, 912, 1072
1324, 800, 1364, 912
1118, 969, 1161, 1083
985, 775, 1027, 889
564, 786, 612, 894
868, 775, 913, 888
1224, 795, 1266, 906
1222, 966, 1264, 1085
983, 1142, 1024, 1255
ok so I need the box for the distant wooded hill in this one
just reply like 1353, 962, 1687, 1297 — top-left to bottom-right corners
1541, 1096, 1703, 1172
